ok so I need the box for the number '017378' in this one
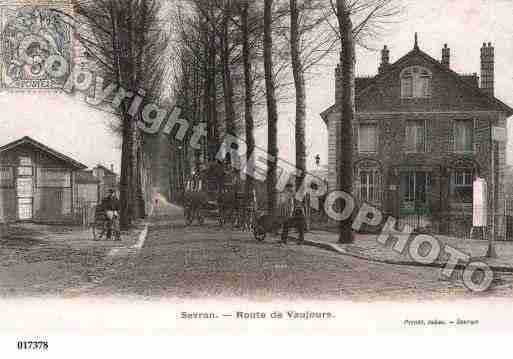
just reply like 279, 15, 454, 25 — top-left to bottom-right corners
17, 341, 49, 350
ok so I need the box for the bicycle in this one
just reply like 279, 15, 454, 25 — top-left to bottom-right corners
92, 206, 121, 241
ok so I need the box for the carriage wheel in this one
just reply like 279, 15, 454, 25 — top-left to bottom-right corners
253, 225, 266, 242
185, 209, 193, 226
198, 212, 205, 226
247, 209, 256, 232
218, 209, 225, 227
92, 218, 106, 241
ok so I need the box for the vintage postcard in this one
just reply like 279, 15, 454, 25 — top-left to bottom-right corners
0, 0, 512, 355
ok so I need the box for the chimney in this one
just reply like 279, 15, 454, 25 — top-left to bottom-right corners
441, 44, 450, 68
378, 45, 390, 73
480, 42, 494, 96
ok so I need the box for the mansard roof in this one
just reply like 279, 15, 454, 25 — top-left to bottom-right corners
321, 45, 513, 124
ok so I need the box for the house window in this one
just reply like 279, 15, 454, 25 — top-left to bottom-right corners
358, 123, 378, 153
401, 66, 432, 98
358, 169, 381, 204
405, 120, 427, 152
400, 171, 432, 214
451, 171, 473, 203
454, 120, 473, 153
355, 163, 382, 206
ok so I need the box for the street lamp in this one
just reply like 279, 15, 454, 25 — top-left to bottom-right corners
486, 126, 507, 258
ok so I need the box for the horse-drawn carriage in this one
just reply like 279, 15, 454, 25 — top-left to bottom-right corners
183, 161, 256, 229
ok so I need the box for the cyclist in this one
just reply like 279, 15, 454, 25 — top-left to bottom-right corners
101, 189, 120, 241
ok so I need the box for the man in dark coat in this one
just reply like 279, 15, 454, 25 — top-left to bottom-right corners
101, 189, 120, 240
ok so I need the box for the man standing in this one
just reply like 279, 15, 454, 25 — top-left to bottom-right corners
278, 183, 305, 244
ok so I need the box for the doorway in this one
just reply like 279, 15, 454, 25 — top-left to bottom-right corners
16, 161, 34, 221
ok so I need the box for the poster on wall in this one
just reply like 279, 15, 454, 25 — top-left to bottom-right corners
0, 2, 73, 90
473, 176, 488, 227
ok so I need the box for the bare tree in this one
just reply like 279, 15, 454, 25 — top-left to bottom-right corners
72, 0, 168, 228
331, 0, 402, 243
264, 0, 280, 216
289, 0, 306, 191
239, 0, 257, 199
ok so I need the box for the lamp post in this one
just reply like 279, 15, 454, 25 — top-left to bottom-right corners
487, 126, 506, 258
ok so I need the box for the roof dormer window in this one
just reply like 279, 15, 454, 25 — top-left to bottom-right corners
401, 66, 432, 98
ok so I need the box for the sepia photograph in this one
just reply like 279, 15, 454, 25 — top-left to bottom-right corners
0, 0, 512, 355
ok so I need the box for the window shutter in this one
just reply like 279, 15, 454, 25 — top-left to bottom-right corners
424, 121, 431, 152
449, 172, 455, 197
405, 122, 413, 152
355, 168, 361, 200
354, 124, 359, 153
376, 169, 383, 205
473, 119, 478, 154
448, 120, 455, 152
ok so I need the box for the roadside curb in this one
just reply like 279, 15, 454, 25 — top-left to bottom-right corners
303, 239, 513, 274
108, 221, 150, 256
131, 222, 149, 250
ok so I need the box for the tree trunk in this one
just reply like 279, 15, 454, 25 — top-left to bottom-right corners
222, 3, 237, 139
264, 0, 279, 216
289, 0, 307, 191
207, 12, 219, 161
120, 111, 136, 229
336, 0, 355, 244
112, 2, 134, 230
241, 1, 255, 202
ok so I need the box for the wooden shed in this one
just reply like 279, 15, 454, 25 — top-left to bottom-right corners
0, 136, 87, 224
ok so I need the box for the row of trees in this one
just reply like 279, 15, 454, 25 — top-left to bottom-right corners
171, 0, 400, 242
73, 0, 401, 242
71, 0, 170, 229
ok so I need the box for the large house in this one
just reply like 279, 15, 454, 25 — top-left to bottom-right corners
321, 35, 513, 238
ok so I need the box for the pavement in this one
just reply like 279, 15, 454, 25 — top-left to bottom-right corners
0, 220, 148, 297
2, 201, 512, 300
92, 202, 491, 301
301, 230, 513, 273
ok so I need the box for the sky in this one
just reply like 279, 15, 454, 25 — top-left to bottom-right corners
267, 0, 513, 169
1, 0, 512, 173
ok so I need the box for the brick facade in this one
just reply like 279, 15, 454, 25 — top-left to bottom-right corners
321, 40, 513, 239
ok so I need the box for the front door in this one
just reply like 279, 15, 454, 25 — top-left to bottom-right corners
399, 171, 432, 230
16, 168, 34, 221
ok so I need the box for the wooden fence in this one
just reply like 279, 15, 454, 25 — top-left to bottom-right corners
75, 201, 97, 227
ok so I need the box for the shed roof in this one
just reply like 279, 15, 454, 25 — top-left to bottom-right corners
0, 136, 87, 170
